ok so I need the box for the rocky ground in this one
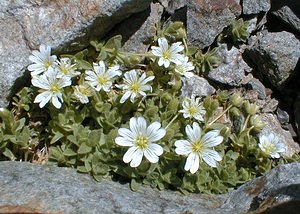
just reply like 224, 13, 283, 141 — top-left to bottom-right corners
0, 161, 299, 214
0, 0, 300, 213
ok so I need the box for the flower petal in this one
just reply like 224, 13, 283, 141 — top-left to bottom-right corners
115, 137, 134, 147
51, 95, 62, 109
202, 149, 221, 167
151, 46, 163, 57
34, 91, 52, 108
175, 140, 192, 155
186, 123, 201, 142
118, 128, 134, 141
158, 37, 169, 51
148, 128, 166, 142
123, 146, 138, 163
120, 91, 132, 103
184, 152, 199, 174
130, 149, 144, 167
137, 117, 147, 133
148, 143, 163, 156
202, 130, 223, 147
144, 145, 162, 163
146, 122, 160, 137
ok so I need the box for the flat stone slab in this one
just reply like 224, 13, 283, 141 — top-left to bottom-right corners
0, 161, 227, 214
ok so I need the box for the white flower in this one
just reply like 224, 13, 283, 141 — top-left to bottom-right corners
28, 44, 57, 76
31, 67, 71, 108
179, 97, 206, 122
85, 61, 121, 92
258, 133, 286, 158
73, 84, 93, 104
115, 116, 166, 167
117, 70, 154, 103
174, 56, 195, 78
57, 58, 80, 78
151, 37, 184, 68
175, 122, 223, 174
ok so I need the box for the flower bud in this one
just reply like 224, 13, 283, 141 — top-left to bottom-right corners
250, 115, 265, 131
177, 28, 186, 39
244, 101, 259, 116
230, 93, 244, 107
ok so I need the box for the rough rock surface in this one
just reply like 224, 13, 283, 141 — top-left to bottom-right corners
222, 162, 300, 213
246, 31, 300, 90
0, 161, 228, 214
208, 44, 252, 86
187, 0, 241, 49
0, 12, 31, 108
159, 0, 186, 14
294, 94, 300, 142
181, 75, 216, 98
260, 113, 300, 158
270, 0, 300, 34
0, 0, 152, 107
247, 78, 267, 99
242, 0, 270, 15
1, 161, 300, 213
115, 2, 164, 54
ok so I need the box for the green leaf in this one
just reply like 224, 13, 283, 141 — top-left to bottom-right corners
105, 35, 122, 50
63, 148, 77, 156
77, 165, 90, 173
3, 148, 15, 160
77, 143, 92, 154
87, 130, 101, 147
13, 118, 25, 132
50, 132, 64, 144
76, 59, 92, 70
50, 147, 66, 163
130, 178, 141, 191
92, 163, 109, 175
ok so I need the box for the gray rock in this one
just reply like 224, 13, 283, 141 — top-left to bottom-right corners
121, 3, 164, 53
159, 0, 186, 14
0, 161, 228, 214
261, 98, 279, 113
276, 108, 290, 124
246, 31, 300, 90
187, 0, 241, 49
0, 0, 152, 107
260, 113, 300, 158
208, 44, 252, 86
294, 93, 300, 142
222, 162, 300, 213
7, 0, 153, 52
270, 0, 300, 34
242, 0, 270, 15
0, 13, 31, 108
248, 78, 267, 99
1, 161, 300, 213
181, 75, 216, 98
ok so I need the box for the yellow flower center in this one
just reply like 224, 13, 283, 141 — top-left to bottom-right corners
135, 136, 149, 149
163, 51, 171, 59
176, 65, 184, 73
51, 84, 60, 93
191, 141, 204, 153
79, 86, 91, 95
44, 60, 53, 69
188, 106, 198, 115
59, 66, 69, 74
264, 142, 276, 154
130, 82, 141, 93
98, 75, 108, 85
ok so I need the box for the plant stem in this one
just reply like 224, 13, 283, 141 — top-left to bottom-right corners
241, 115, 250, 133
207, 104, 233, 127
165, 114, 179, 130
